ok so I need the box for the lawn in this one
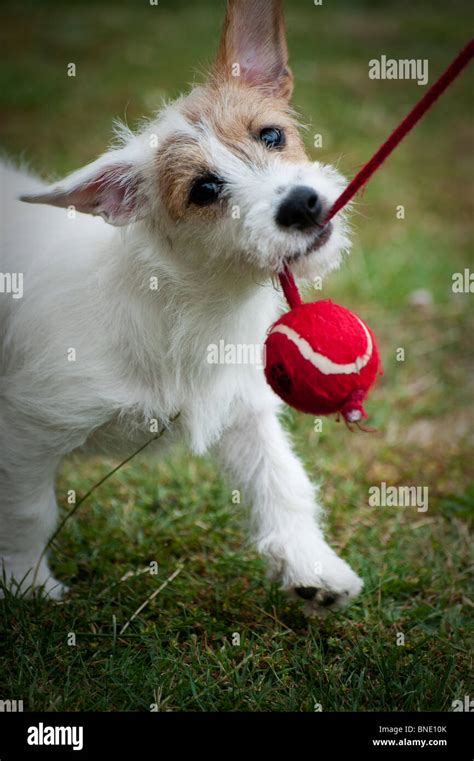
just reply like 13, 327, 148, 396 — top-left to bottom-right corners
0, 0, 472, 712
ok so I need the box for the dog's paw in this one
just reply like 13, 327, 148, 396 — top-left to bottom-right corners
291, 566, 363, 618
34, 576, 69, 601
0, 556, 68, 601
260, 528, 363, 618
287, 554, 363, 618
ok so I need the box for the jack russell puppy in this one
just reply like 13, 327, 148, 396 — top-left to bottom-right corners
0, 0, 361, 616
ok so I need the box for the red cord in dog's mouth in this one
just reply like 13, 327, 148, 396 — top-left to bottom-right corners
283, 222, 333, 265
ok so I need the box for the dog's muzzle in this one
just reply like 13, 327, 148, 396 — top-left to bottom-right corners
275, 185, 324, 232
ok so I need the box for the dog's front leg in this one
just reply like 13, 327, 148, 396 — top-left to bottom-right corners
216, 406, 363, 616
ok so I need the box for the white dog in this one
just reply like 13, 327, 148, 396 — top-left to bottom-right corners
0, 0, 362, 615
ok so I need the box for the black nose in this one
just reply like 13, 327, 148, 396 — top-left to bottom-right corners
276, 186, 323, 231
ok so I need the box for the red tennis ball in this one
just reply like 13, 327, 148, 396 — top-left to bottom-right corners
264, 300, 380, 423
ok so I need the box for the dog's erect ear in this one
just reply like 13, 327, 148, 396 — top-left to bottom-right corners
213, 0, 293, 100
20, 149, 144, 226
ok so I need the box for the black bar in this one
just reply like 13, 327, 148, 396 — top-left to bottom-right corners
0, 711, 471, 759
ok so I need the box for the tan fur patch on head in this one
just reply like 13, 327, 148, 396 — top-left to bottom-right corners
156, 132, 224, 223
184, 82, 307, 165
156, 82, 308, 224
155, 2, 306, 225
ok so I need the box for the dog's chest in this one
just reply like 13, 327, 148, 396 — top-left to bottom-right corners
87, 358, 264, 456
89, 295, 277, 455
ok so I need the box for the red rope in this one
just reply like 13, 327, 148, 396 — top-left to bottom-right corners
279, 39, 473, 299
279, 263, 303, 308
324, 38, 474, 223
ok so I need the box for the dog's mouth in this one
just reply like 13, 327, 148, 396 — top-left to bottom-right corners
284, 222, 333, 265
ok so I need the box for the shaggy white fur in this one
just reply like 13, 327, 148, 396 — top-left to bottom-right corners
0, 0, 362, 615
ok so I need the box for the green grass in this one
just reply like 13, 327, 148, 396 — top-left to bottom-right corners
0, 0, 473, 712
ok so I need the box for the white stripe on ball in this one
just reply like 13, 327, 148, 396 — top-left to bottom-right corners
269, 318, 373, 376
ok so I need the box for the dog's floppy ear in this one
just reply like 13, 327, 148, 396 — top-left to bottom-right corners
213, 0, 293, 100
20, 148, 144, 226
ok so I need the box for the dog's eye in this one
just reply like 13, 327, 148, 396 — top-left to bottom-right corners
189, 174, 223, 206
259, 127, 285, 150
